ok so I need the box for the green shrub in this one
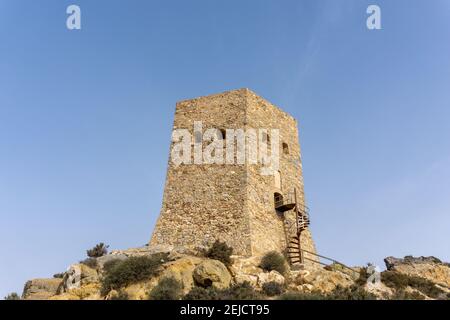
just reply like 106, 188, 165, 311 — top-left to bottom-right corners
87, 242, 109, 258
102, 258, 123, 273
110, 290, 130, 300
355, 267, 369, 286
381, 271, 445, 299
183, 286, 220, 300
149, 277, 182, 300
328, 285, 377, 300
4, 292, 20, 300
53, 273, 65, 279
205, 240, 233, 266
183, 282, 262, 300
278, 285, 376, 300
219, 282, 263, 300
100, 253, 169, 296
260, 251, 287, 275
80, 257, 98, 269
262, 281, 284, 296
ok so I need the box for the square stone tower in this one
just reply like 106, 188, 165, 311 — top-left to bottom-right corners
150, 89, 316, 261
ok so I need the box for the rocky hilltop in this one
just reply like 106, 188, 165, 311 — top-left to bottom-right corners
19, 243, 450, 300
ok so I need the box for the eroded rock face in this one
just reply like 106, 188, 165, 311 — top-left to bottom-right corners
384, 256, 450, 288
22, 278, 63, 300
62, 264, 99, 292
231, 255, 287, 288
291, 266, 354, 293
193, 259, 232, 289
258, 271, 285, 286
160, 256, 203, 294
384, 256, 444, 270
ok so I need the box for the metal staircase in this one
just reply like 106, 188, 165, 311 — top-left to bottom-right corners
275, 188, 359, 276
274, 189, 310, 265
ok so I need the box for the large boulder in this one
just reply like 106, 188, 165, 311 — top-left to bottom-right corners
234, 274, 259, 287
22, 278, 63, 300
160, 256, 203, 294
257, 270, 285, 287
292, 266, 354, 293
193, 259, 232, 289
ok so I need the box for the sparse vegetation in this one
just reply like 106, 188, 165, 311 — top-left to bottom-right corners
4, 292, 20, 300
219, 282, 263, 300
262, 281, 284, 296
327, 285, 377, 300
390, 289, 425, 300
183, 282, 262, 300
149, 277, 182, 300
110, 290, 130, 300
80, 257, 98, 269
87, 242, 109, 258
205, 240, 233, 266
100, 253, 169, 296
381, 271, 446, 299
260, 251, 287, 275
183, 286, 220, 300
103, 258, 123, 273
355, 266, 369, 286
53, 273, 65, 279
279, 285, 376, 300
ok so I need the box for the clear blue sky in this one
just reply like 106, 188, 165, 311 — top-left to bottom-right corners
1, 0, 449, 297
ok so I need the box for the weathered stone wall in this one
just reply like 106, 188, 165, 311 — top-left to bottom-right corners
150, 90, 252, 255
244, 90, 317, 260
150, 88, 317, 259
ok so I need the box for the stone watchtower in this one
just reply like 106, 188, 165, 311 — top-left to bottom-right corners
150, 89, 317, 264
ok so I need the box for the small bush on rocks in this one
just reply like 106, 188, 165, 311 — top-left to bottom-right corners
80, 257, 98, 269
110, 290, 130, 300
149, 277, 183, 300
381, 271, 445, 299
205, 240, 233, 266
100, 253, 169, 296
390, 289, 425, 300
87, 242, 109, 258
328, 285, 377, 300
4, 292, 20, 300
183, 286, 220, 300
260, 251, 287, 275
262, 281, 285, 296
103, 258, 123, 273
219, 282, 263, 300
53, 273, 65, 279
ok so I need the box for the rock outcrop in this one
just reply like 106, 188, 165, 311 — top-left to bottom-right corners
20, 247, 450, 300
193, 259, 232, 289
289, 265, 355, 293
22, 278, 63, 300
384, 255, 450, 288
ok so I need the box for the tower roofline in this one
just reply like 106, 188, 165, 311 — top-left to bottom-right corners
176, 88, 298, 124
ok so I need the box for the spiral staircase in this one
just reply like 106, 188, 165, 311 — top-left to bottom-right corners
274, 189, 310, 265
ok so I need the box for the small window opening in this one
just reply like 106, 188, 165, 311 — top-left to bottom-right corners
282, 142, 289, 155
